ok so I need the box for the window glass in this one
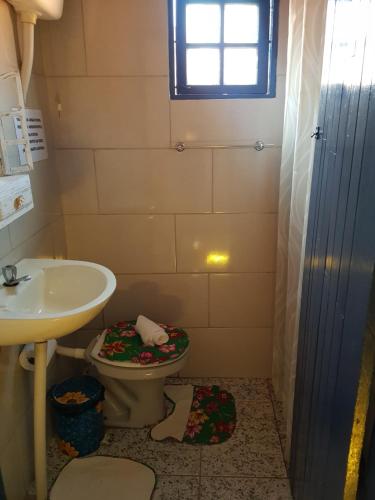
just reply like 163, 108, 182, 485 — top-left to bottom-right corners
186, 4, 221, 43
187, 48, 221, 85
223, 47, 258, 85
224, 4, 259, 43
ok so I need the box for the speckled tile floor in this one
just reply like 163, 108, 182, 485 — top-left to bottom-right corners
29, 378, 292, 499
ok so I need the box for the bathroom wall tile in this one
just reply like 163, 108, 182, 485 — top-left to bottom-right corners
32, 161, 62, 216
169, 377, 271, 401
0, 424, 32, 500
95, 149, 212, 214
80, 311, 105, 331
33, 25, 44, 76
200, 477, 292, 500
40, 0, 86, 76
8, 162, 61, 248
213, 148, 281, 213
26, 74, 56, 154
0, 345, 33, 452
56, 149, 98, 214
176, 214, 277, 273
104, 274, 209, 327
46, 77, 170, 148
51, 216, 67, 259
179, 328, 272, 377
277, 0, 290, 76
83, 0, 168, 76
59, 329, 102, 348
15, 409, 35, 492
0, 1, 18, 72
0, 227, 11, 258
210, 273, 275, 327
171, 77, 286, 147
65, 215, 176, 273
0, 225, 55, 269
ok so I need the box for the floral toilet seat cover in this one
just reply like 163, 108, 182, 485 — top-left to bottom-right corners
90, 321, 189, 368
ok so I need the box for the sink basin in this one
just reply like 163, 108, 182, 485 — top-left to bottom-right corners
7, 0, 64, 20
0, 258, 116, 346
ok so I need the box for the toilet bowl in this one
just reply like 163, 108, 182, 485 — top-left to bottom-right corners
86, 337, 189, 428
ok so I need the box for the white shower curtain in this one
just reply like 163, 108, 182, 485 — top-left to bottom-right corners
272, 0, 328, 461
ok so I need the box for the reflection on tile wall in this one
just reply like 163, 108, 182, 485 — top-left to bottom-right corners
0, 1, 68, 497
41, 0, 289, 379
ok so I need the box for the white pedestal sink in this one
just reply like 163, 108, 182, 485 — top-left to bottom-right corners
0, 259, 116, 500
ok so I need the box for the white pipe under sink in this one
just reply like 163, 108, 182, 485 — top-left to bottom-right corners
56, 344, 86, 360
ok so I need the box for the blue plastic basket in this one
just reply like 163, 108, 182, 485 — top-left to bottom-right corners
49, 375, 105, 457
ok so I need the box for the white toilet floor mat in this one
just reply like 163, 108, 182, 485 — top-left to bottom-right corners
151, 384, 194, 442
50, 456, 155, 500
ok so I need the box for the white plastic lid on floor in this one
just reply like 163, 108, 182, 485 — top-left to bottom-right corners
50, 456, 155, 500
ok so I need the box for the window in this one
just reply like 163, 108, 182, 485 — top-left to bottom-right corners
168, 0, 278, 99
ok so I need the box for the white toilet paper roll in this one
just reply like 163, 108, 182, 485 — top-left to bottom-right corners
19, 339, 57, 371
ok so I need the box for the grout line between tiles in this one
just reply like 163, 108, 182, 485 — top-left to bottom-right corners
63, 211, 279, 216
173, 214, 177, 273
168, 96, 172, 147
2, 222, 54, 262
198, 445, 203, 500
46, 74, 170, 79
80, 0, 89, 76
207, 273, 211, 327
92, 149, 101, 212
210, 149, 214, 214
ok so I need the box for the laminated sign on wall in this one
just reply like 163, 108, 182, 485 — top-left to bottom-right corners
0, 71, 33, 175
14, 109, 48, 164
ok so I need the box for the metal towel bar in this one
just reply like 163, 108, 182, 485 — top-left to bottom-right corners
174, 140, 277, 152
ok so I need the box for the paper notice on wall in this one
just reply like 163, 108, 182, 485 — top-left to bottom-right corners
14, 109, 48, 164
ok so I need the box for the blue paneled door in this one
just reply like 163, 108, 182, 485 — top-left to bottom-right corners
290, 0, 375, 498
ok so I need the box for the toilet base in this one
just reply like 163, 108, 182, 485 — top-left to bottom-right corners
96, 374, 167, 428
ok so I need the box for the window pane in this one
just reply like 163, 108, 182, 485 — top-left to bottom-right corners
224, 4, 259, 43
186, 4, 221, 43
187, 48, 220, 85
224, 48, 258, 85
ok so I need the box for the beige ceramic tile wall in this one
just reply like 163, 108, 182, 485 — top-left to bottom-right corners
0, 2, 68, 498
42, 0, 289, 379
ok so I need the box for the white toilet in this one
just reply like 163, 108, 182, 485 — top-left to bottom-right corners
85, 335, 189, 428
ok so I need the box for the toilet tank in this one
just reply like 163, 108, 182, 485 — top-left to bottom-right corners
7, 0, 63, 19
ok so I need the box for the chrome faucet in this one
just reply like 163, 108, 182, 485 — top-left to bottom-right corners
2, 265, 31, 287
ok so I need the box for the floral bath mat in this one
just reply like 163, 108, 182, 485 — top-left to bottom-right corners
151, 385, 236, 445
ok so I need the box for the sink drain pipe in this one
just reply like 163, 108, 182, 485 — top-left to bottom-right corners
56, 344, 86, 360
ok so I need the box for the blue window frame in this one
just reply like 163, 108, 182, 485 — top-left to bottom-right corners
168, 0, 279, 100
